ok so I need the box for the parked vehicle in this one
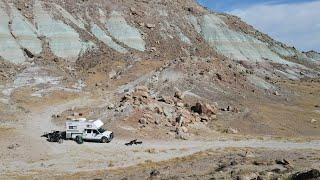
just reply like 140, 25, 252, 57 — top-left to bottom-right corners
42, 131, 65, 143
66, 118, 114, 144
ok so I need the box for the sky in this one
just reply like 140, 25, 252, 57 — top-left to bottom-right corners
197, 0, 320, 52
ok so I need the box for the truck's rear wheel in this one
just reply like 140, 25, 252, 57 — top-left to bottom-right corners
75, 136, 83, 144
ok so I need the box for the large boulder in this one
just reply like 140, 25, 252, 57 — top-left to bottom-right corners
291, 169, 320, 180
175, 127, 189, 140
135, 85, 149, 92
132, 90, 149, 99
158, 95, 175, 105
174, 90, 183, 100
191, 102, 217, 115
226, 127, 239, 134
175, 114, 184, 127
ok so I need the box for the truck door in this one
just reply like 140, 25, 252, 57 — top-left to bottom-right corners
92, 130, 100, 139
84, 129, 93, 139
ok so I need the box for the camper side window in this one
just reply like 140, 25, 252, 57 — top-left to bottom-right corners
86, 129, 92, 133
69, 126, 77, 129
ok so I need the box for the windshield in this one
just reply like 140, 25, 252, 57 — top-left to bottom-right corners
98, 128, 106, 133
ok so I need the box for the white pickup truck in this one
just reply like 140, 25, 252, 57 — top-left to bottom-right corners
65, 118, 114, 144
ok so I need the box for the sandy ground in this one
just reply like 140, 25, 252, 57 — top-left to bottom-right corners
1, 96, 319, 178
67, 148, 320, 180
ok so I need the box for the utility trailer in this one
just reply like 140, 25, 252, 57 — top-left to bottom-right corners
66, 118, 114, 144
42, 131, 65, 143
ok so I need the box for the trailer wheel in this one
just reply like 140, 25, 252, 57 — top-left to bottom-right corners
75, 136, 83, 144
101, 137, 107, 143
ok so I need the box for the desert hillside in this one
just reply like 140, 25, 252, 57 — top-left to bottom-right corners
0, 0, 319, 179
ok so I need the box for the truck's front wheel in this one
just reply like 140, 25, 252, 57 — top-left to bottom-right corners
108, 133, 114, 143
101, 137, 108, 143
75, 136, 83, 144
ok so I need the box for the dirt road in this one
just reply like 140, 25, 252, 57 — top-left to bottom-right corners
1, 97, 320, 178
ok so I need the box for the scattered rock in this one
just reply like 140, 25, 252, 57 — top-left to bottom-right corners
130, 7, 143, 16
176, 114, 184, 127
174, 90, 183, 100
210, 114, 217, 120
146, 23, 156, 29
191, 102, 217, 115
176, 102, 184, 107
179, 109, 194, 123
163, 107, 173, 118
175, 127, 189, 140
216, 73, 223, 81
273, 91, 280, 96
221, 106, 233, 112
150, 47, 157, 52
186, 7, 194, 12
109, 70, 117, 79
107, 104, 115, 110
243, 151, 255, 158
133, 87, 149, 99
237, 173, 258, 180
143, 114, 153, 121
153, 105, 164, 114
230, 160, 237, 166
225, 127, 239, 134
271, 168, 282, 174
139, 118, 147, 124
128, 86, 149, 100
138, 22, 145, 27
311, 119, 317, 124
135, 85, 149, 92
52, 114, 60, 118
215, 163, 227, 172
265, 76, 271, 80
154, 118, 161, 125
146, 148, 157, 154
200, 115, 209, 122
275, 159, 290, 166
23, 48, 34, 58
121, 94, 133, 103
191, 102, 203, 114
150, 169, 160, 177
232, 107, 240, 113
203, 103, 217, 115
8, 143, 20, 150
253, 160, 269, 166
181, 126, 188, 133
130, 7, 137, 15
158, 96, 174, 104
291, 169, 320, 180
